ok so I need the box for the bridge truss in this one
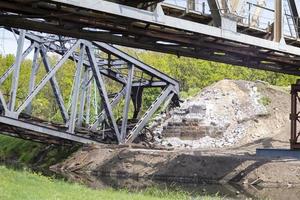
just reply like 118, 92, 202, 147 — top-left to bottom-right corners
0, 28, 179, 145
1, 0, 300, 148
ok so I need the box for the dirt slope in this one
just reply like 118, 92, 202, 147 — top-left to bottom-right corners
52, 80, 296, 199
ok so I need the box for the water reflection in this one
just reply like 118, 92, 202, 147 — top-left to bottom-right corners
2, 160, 298, 200
54, 169, 300, 200
53, 170, 253, 199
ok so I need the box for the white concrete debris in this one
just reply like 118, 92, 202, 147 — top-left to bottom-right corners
150, 79, 271, 149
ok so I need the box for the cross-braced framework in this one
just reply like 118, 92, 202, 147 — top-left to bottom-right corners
290, 80, 300, 149
0, 28, 179, 145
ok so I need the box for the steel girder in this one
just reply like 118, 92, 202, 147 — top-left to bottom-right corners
1, 0, 300, 76
0, 28, 179, 144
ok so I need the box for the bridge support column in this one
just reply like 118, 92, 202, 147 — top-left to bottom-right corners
274, 0, 284, 43
290, 80, 300, 149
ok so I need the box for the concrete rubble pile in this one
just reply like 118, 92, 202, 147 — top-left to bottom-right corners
150, 79, 275, 149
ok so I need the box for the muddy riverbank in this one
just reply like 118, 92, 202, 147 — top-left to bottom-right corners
50, 144, 300, 200
51, 144, 300, 187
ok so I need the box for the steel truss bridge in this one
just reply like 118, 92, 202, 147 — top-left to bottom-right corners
1, 0, 300, 148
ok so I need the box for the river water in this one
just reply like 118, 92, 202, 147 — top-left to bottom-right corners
49, 169, 296, 200
2, 160, 298, 200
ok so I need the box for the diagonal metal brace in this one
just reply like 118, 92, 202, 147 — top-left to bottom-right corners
126, 85, 174, 143
85, 42, 122, 143
40, 46, 69, 122
16, 40, 82, 115
90, 87, 126, 131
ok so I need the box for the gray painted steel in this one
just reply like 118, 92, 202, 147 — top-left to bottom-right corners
1, 0, 300, 75
0, 28, 179, 144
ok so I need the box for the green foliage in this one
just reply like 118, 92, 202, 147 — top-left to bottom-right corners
0, 50, 297, 121
0, 50, 298, 166
0, 166, 223, 200
259, 96, 271, 106
132, 50, 298, 97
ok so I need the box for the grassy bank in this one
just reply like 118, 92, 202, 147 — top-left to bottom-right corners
0, 135, 79, 168
0, 166, 222, 200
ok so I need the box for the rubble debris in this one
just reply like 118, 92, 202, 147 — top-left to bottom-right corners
150, 80, 289, 149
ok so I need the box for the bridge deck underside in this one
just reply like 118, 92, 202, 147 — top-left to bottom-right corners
1, 0, 300, 146
1, 0, 300, 75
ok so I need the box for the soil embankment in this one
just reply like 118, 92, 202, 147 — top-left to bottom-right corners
52, 80, 297, 192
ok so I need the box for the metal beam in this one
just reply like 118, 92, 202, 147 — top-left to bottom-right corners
90, 87, 126, 131
207, 0, 222, 27
26, 46, 40, 114
2, 17, 298, 76
85, 70, 92, 125
274, 0, 283, 43
288, 0, 300, 38
0, 116, 98, 144
16, 40, 81, 115
77, 67, 89, 127
40, 47, 69, 122
48, 0, 300, 55
68, 45, 84, 133
85, 42, 122, 143
0, 42, 36, 85
126, 85, 173, 143
94, 42, 179, 90
0, 91, 8, 113
120, 64, 134, 142
8, 29, 25, 112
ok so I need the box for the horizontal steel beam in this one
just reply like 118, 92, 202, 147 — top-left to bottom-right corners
50, 0, 300, 56
0, 116, 98, 144
0, 0, 299, 76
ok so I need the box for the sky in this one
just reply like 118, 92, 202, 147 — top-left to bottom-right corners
0, 29, 31, 57
0, 0, 299, 56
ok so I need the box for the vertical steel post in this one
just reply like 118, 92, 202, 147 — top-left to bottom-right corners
94, 79, 98, 117
288, 0, 300, 38
187, 0, 196, 11
77, 67, 88, 127
221, 0, 228, 14
8, 29, 25, 112
85, 70, 92, 125
85, 43, 121, 143
0, 91, 8, 114
90, 87, 125, 131
26, 46, 40, 114
290, 82, 299, 149
0, 43, 36, 85
121, 64, 134, 142
68, 45, 84, 133
274, 0, 283, 42
207, 0, 222, 27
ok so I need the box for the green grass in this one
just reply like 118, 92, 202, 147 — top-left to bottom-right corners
0, 166, 222, 200
0, 135, 79, 168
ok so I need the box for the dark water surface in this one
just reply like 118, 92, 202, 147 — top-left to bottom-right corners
2, 160, 298, 200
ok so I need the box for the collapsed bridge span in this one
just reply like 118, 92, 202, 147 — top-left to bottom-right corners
0, 29, 179, 145
1, 0, 300, 148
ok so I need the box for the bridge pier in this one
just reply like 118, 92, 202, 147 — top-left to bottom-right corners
290, 80, 300, 149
